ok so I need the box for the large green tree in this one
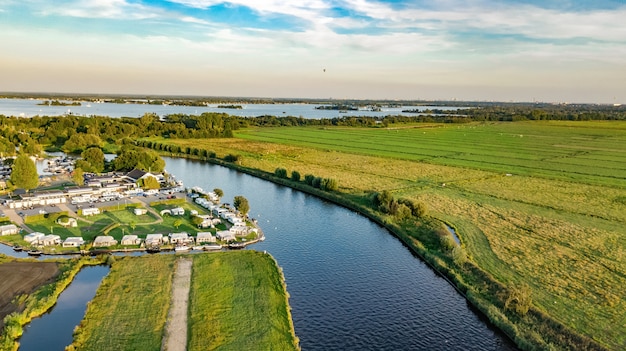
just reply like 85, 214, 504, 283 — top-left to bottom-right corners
233, 195, 250, 216
11, 154, 39, 190
81, 147, 105, 173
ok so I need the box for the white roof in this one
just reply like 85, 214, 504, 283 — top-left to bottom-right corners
121, 234, 139, 241
64, 237, 84, 243
197, 232, 214, 238
169, 232, 189, 239
94, 235, 115, 243
146, 233, 163, 239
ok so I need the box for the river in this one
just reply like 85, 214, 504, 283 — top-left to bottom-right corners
2, 155, 516, 350
18, 265, 110, 351
163, 157, 516, 350
0, 98, 460, 119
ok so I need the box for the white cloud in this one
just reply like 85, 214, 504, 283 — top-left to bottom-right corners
37, 0, 161, 20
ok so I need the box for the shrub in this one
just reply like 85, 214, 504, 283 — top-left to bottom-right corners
224, 154, 239, 163
275, 167, 288, 178
304, 174, 315, 186
451, 246, 467, 265
291, 170, 301, 182
505, 284, 532, 315
312, 177, 322, 189
321, 178, 338, 191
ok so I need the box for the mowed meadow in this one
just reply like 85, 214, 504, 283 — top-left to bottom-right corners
151, 120, 626, 349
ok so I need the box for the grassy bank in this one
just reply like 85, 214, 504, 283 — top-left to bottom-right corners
0, 256, 105, 351
141, 120, 626, 350
188, 251, 299, 351
70, 254, 176, 351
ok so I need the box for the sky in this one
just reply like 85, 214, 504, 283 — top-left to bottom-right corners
1, 0, 625, 103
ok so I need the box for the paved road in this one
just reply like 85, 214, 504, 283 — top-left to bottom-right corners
3, 208, 32, 233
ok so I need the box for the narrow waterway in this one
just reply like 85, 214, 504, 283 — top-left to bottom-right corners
164, 157, 517, 350
18, 265, 110, 351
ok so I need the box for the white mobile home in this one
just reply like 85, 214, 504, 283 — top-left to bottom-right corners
41, 234, 61, 246
63, 237, 85, 247
216, 230, 236, 242
93, 236, 117, 247
145, 233, 166, 246
196, 232, 216, 243
23, 232, 45, 243
121, 235, 141, 246
0, 224, 18, 236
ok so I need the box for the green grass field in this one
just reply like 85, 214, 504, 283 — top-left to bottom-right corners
235, 121, 626, 187
148, 120, 626, 349
70, 255, 176, 351
188, 251, 298, 351
69, 252, 297, 351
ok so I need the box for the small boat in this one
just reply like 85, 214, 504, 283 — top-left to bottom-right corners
228, 242, 245, 249
146, 246, 161, 253
175, 245, 190, 252
27, 250, 42, 256
13, 245, 23, 252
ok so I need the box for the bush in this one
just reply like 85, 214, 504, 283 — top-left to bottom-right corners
291, 171, 301, 182
451, 246, 467, 265
320, 178, 338, 191
275, 168, 288, 178
312, 177, 322, 189
394, 203, 412, 219
224, 154, 239, 163
304, 174, 315, 186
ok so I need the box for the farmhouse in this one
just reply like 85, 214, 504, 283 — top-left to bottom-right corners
93, 236, 117, 248
216, 230, 236, 242
82, 207, 101, 216
121, 235, 141, 246
196, 232, 216, 243
23, 232, 45, 243
0, 224, 18, 236
63, 237, 85, 247
40, 234, 61, 246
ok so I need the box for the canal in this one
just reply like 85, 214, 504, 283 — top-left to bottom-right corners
163, 157, 516, 350
18, 265, 110, 351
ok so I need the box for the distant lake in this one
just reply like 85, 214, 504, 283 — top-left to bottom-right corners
0, 98, 461, 119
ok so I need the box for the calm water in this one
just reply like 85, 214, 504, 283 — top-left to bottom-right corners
18, 265, 110, 351
164, 157, 516, 350
0, 98, 459, 119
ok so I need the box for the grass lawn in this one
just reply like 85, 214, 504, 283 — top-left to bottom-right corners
70, 254, 176, 351
188, 251, 298, 351
145, 120, 626, 350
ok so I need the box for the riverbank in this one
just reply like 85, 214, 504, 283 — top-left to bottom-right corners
146, 142, 611, 351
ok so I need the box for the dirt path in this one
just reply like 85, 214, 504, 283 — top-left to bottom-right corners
162, 258, 192, 351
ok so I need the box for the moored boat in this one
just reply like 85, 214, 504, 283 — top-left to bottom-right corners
27, 249, 42, 256
13, 245, 23, 252
228, 242, 245, 249
146, 246, 161, 253
175, 244, 190, 252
